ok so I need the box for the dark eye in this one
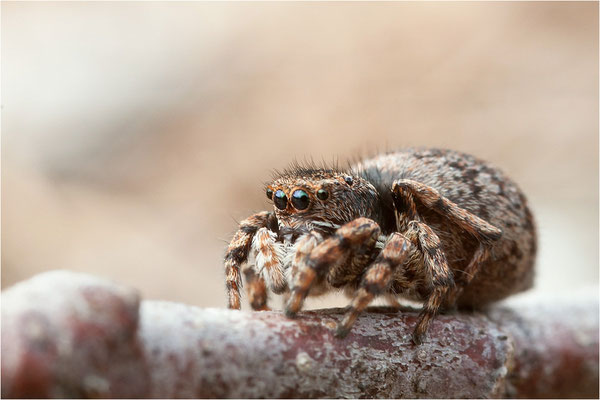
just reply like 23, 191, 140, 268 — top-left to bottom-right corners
274, 190, 287, 210
291, 189, 310, 210
266, 188, 273, 200
317, 189, 329, 200
344, 176, 353, 186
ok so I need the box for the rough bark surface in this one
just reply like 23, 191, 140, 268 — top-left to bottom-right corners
1, 270, 598, 398
1, 271, 149, 398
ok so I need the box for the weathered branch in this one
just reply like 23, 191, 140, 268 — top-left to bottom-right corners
2, 270, 598, 398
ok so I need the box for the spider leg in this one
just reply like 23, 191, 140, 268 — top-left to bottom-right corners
412, 221, 455, 344
393, 179, 502, 244
242, 264, 270, 311
445, 243, 489, 306
336, 233, 410, 338
288, 232, 322, 283
393, 179, 500, 311
224, 211, 276, 309
284, 232, 323, 310
285, 218, 381, 317
253, 227, 286, 294
326, 229, 380, 288
459, 243, 489, 285
385, 294, 402, 309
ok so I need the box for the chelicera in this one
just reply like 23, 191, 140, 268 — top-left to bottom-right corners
224, 148, 536, 343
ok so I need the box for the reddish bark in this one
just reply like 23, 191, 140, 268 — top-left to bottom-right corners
1, 271, 598, 398
1, 271, 149, 398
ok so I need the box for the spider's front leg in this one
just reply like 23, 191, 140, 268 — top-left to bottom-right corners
284, 218, 381, 317
242, 265, 270, 311
224, 211, 278, 309
252, 227, 286, 294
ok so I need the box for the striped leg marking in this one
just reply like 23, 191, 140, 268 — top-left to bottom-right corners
393, 179, 501, 317
336, 233, 410, 338
242, 264, 270, 311
285, 218, 381, 318
412, 221, 455, 344
285, 232, 322, 313
253, 227, 286, 294
393, 179, 502, 244
224, 211, 274, 309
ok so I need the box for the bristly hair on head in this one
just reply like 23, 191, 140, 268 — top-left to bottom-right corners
270, 156, 347, 181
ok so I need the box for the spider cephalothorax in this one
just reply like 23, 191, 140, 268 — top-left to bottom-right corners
224, 148, 536, 344
266, 167, 380, 233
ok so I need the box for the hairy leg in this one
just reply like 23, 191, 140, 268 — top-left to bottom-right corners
336, 233, 410, 337
393, 179, 499, 311
224, 211, 276, 309
445, 243, 489, 307
411, 221, 455, 344
326, 230, 380, 288
393, 179, 502, 244
284, 231, 322, 312
385, 294, 402, 309
285, 218, 381, 317
242, 264, 270, 311
253, 227, 286, 294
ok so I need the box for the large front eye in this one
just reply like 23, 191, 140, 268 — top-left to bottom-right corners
274, 190, 287, 210
291, 189, 310, 210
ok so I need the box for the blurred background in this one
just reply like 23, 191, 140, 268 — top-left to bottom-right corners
2, 2, 598, 310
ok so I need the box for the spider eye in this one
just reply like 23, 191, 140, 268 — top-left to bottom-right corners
291, 189, 310, 210
274, 190, 287, 210
317, 189, 329, 200
266, 188, 273, 200
344, 176, 353, 186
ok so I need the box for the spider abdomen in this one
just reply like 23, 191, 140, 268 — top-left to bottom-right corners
354, 148, 536, 308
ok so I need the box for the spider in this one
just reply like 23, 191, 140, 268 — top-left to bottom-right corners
224, 148, 536, 344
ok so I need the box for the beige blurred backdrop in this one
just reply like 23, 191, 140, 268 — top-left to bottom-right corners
2, 2, 598, 309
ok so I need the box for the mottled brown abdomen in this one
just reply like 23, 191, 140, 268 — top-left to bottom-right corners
355, 148, 537, 308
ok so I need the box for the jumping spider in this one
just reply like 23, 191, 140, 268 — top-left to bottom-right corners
224, 148, 536, 344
